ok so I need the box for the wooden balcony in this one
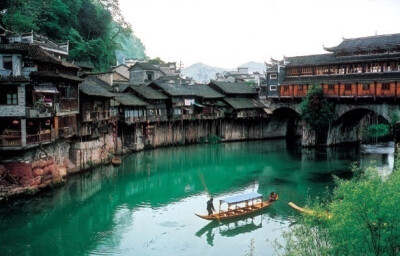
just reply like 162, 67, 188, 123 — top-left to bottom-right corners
0, 135, 22, 147
59, 98, 78, 112
26, 130, 55, 145
82, 111, 110, 122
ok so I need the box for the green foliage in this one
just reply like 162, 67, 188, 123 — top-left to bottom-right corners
279, 163, 400, 256
390, 110, 400, 127
2, 0, 146, 71
299, 85, 335, 131
363, 123, 390, 139
148, 57, 166, 65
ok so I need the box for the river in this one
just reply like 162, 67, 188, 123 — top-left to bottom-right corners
0, 140, 394, 256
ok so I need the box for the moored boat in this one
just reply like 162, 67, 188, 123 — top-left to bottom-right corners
196, 192, 277, 221
111, 157, 121, 166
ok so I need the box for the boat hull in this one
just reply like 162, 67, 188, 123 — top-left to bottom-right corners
196, 200, 275, 221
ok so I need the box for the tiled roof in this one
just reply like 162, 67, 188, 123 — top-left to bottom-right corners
186, 84, 225, 98
285, 52, 400, 67
30, 71, 83, 82
0, 76, 30, 83
79, 81, 114, 98
223, 97, 265, 110
0, 43, 79, 69
282, 72, 400, 85
130, 62, 161, 71
209, 81, 257, 95
113, 93, 148, 106
114, 83, 130, 92
128, 85, 168, 100
73, 61, 95, 69
151, 81, 195, 96
84, 76, 115, 92
326, 33, 400, 53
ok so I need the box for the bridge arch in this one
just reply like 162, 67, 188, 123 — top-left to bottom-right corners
272, 107, 302, 140
327, 107, 390, 145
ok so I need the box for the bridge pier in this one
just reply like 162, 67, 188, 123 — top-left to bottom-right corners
394, 122, 400, 170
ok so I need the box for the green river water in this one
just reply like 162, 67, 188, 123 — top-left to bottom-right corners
0, 140, 394, 256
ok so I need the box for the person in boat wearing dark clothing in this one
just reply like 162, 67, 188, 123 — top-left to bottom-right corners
207, 197, 215, 216
268, 192, 278, 203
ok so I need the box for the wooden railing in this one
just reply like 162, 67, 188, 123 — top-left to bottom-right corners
59, 98, 78, 112
0, 135, 22, 147
26, 132, 53, 145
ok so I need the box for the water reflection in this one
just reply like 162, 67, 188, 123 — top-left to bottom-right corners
195, 212, 267, 246
0, 140, 394, 256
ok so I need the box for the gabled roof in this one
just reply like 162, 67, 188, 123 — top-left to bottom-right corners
209, 81, 257, 95
84, 76, 115, 92
186, 84, 225, 99
30, 71, 82, 82
130, 62, 161, 71
113, 93, 148, 107
114, 83, 130, 92
79, 81, 114, 98
73, 61, 95, 70
127, 85, 168, 100
223, 97, 265, 110
285, 52, 400, 67
150, 81, 195, 97
0, 43, 79, 69
325, 33, 400, 53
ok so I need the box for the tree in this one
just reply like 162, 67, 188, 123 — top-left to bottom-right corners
299, 85, 335, 144
279, 164, 400, 256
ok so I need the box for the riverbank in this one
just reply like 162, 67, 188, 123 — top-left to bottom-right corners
1, 118, 296, 202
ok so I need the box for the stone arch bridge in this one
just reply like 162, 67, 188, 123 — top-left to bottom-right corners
262, 99, 400, 146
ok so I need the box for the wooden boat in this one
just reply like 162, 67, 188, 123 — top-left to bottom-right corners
111, 157, 121, 166
288, 202, 332, 219
196, 192, 277, 221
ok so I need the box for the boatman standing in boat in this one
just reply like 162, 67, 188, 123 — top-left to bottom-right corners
207, 197, 215, 216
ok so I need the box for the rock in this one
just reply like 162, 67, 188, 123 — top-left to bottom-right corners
58, 167, 67, 178
32, 168, 44, 177
3, 162, 34, 186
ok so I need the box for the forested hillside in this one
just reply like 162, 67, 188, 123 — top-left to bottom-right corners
0, 0, 146, 71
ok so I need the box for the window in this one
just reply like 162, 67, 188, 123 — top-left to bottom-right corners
382, 83, 390, 91
173, 108, 181, 115
298, 85, 303, 91
59, 84, 76, 98
283, 85, 290, 91
363, 84, 370, 90
345, 84, 352, 91
270, 74, 277, 79
146, 71, 154, 81
270, 85, 277, 91
328, 84, 334, 91
0, 85, 18, 105
3, 56, 12, 75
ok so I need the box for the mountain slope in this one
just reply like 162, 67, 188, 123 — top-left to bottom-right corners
181, 63, 229, 83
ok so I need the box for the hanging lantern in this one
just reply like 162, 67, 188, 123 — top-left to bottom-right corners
12, 120, 19, 125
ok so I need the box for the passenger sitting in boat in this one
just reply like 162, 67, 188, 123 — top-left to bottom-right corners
268, 192, 278, 203
207, 197, 215, 216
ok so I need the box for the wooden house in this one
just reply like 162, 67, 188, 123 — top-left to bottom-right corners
124, 85, 169, 123
186, 84, 225, 119
78, 79, 114, 139
208, 81, 268, 118
148, 81, 196, 120
271, 33, 400, 100
111, 93, 148, 124
129, 63, 166, 85
0, 38, 81, 149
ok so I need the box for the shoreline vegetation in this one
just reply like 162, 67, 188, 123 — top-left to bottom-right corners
266, 159, 400, 256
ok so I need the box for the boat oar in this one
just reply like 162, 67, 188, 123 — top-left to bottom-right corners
197, 173, 221, 223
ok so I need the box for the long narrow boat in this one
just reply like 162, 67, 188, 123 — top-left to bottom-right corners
196, 192, 277, 221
